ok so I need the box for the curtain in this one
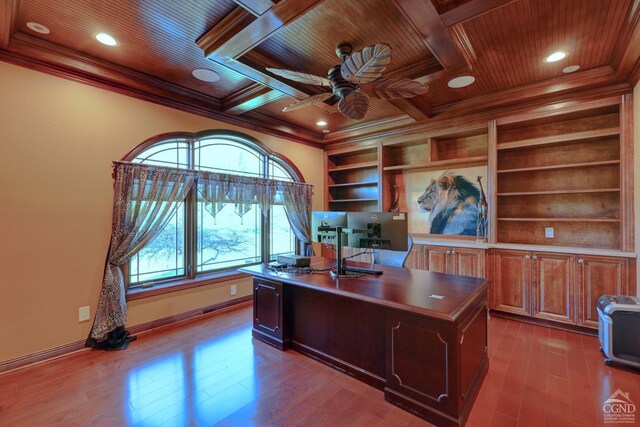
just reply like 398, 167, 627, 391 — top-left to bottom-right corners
196, 173, 313, 254
90, 162, 312, 349
88, 162, 196, 347
277, 181, 313, 255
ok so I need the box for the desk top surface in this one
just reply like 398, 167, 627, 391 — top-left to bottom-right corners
239, 257, 487, 322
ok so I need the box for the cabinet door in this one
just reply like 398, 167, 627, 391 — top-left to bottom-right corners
453, 248, 485, 278
404, 244, 424, 270
494, 250, 530, 316
253, 278, 286, 348
532, 252, 575, 324
424, 246, 450, 273
577, 256, 627, 329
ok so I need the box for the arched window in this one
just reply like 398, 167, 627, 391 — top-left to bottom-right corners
125, 130, 302, 288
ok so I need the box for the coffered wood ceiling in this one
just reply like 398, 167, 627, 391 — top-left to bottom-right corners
1, 0, 639, 146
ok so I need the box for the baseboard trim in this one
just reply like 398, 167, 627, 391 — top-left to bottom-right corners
128, 295, 252, 337
489, 309, 598, 336
0, 295, 252, 375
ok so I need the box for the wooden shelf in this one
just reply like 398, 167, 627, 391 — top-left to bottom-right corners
498, 218, 620, 223
497, 127, 619, 151
328, 161, 378, 173
328, 198, 379, 203
497, 160, 620, 174
383, 155, 487, 172
497, 188, 620, 196
328, 181, 377, 188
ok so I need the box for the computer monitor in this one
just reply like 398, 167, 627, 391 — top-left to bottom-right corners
346, 212, 408, 252
311, 211, 348, 246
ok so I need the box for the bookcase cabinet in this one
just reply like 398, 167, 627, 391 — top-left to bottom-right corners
325, 143, 380, 212
496, 106, 622, 250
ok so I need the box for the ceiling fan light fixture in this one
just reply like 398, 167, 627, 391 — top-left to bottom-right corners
545, 51, 566, 62
192, 68, 220, 82
316, 120, 327, 126
26, 22, 50, 34
95, 32, 118, 46
447, 76, 475, 88
563, 65, 580, 73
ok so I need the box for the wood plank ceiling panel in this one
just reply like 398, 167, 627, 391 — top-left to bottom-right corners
423, 0, 632, 107
254, 0, 436, 80
16, 0, 252, 99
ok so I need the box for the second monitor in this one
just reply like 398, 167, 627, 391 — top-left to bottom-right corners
346, 212, 408, 252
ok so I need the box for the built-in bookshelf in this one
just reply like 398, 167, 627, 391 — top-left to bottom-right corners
325, 143, 380, 212
496, 106, 621, 250
380, 128, 488, 211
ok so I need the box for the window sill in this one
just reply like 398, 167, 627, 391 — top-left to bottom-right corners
126, 270, 250, 301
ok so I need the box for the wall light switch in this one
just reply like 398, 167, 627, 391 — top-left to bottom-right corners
79, 306, 91, 322
230, 284, 237, 296
545, 227, 554, 239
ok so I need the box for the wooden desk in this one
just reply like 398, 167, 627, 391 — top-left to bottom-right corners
239, 257, 488, 427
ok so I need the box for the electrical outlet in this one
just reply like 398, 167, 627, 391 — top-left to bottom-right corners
79, 306, 90, 322
230, 284, 237, 296
545, 227, 554, 238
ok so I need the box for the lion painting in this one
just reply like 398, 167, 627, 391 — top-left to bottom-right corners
417, 171, 479, 235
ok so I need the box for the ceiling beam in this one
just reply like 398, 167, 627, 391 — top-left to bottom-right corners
195, 7, 255, 56
223, 83, 285, 115
0, 0, 20, 49
231, 0, 277, 16
392, 0, 468, 69
198, 0, 325, 60
197, 0, 327, 105
440, 0, 516, 27
388, 98, 431, 120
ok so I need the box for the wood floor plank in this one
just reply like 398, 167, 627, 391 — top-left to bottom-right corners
0, 305, 638, 427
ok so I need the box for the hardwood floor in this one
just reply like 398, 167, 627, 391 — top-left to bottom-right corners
0, 303, 638, 427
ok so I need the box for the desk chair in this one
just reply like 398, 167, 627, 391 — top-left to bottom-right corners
372, 235, 414, 268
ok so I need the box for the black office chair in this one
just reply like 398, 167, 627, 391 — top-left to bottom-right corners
372, 235, 414, 268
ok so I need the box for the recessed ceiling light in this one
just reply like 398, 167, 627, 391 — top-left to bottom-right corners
95, 33, 118, 46
192, 68, 220, 82
322, 129, 331, 134
316, 120, 327, 126
26, 22, 50, 34
545, 51, 566, 63
563, 65, 580, 73
447, 75, 475, 88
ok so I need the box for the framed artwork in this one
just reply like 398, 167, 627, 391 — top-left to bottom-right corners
393, 166, 488, 237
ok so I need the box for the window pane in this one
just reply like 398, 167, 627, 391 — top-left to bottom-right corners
270, 205, 295, 259
131, 140, 189, 169
269, 160, 293, 181
129, 205, 185, 284
195, 139, 262, 177
197, 202, 261, 272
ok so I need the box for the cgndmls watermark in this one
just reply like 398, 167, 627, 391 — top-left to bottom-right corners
603, 389, 636, 424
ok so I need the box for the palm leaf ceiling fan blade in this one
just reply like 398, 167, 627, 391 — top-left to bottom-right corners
360, 78, 428, 100
341, 43, 392, 84
266, 68, 332, 87
282, 93, 333, 112
338, 93, 369, 120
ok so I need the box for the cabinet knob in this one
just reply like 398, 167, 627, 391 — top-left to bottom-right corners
577, 259, 584, 264
532, 255, 537, 261
451, 249, 456, 255
525, 255, 531, 260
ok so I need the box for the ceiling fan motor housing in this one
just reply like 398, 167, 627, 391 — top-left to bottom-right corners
328, 65, 356, 98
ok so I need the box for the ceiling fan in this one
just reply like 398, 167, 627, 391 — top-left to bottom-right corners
266, 42, 428, 120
